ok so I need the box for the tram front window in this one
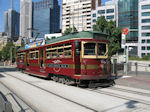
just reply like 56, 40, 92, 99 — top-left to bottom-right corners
98, 43, 107, 56
84, 43, 96, 55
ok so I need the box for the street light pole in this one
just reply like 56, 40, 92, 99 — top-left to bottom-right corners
9, 46, 16, 65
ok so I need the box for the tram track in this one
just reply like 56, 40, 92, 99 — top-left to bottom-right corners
2, 68, 150, 111
87, 87, 150, 106
1, 70, 98, 112
108, 86, 150, 97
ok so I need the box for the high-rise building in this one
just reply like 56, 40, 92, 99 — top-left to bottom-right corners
91, 1, 116, 28
3, 9, 20, 42
62, 0, 101, 33
138, 0, 150, 58
20, 0, 32, 42
33, 0, 60, 38
118, 0, 138, 56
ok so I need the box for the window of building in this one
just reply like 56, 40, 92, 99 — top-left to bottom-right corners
97, 16, 100, 20
142, 12, 150, 16
142, 53, 146, 56
142, 26, 150, 30
106, 15, 114, 19
142, 40, 145, 43
98, 10, 105, 14
106, 9, 114, 13
142, 19, 150, 23
142, 5, 150, 10
142, 33, 150, 37
147, 39, 150, 43
142, 46, 146, 50
93, 19, 96, 23
147, 46, 150, 50
93, 13, 96, 17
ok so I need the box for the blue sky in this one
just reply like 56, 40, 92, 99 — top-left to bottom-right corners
0, 0, 110, 32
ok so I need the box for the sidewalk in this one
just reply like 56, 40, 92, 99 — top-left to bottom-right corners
114, 72, 150, 90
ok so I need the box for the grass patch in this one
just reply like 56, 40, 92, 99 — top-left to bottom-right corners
129, 55, 150, 61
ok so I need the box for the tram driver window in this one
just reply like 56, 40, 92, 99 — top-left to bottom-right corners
84, 43, 96, 55
98, 43, 106, 56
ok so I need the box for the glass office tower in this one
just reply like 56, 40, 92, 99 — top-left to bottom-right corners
4, 9, 20, 41
118, 0, 138, 43
33, 0, 60, 38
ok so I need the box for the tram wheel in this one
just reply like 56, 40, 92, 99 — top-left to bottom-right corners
64, 78, 70, 85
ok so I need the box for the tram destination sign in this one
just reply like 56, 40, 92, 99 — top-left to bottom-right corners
48, 64, 69, 68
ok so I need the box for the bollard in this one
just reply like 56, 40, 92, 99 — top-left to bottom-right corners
135, 62, 138, 76
113, 59, 117, 78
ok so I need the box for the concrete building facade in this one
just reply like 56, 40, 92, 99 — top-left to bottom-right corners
20, 0, 32, 43
138, 0, 150, 58
91, 3, 116, 28
62, 0, 101, 33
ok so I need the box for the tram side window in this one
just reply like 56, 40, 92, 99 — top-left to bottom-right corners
98, 43, 106, 56
20, 54, 24, 60
30, 53, 34, 59
46, 51, 51, 59
17, 54, 21, 60
51, 49, 57, 58
84, 43, 96, 55
35, 52, 39, 59
17, 53, 25, 60
64, 43, 72, 58
58, 48, 64, 58
64, 47, 72, 58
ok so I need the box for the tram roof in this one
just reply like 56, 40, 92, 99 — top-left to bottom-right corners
17, 31, 108, 52
46, 31, 108, 44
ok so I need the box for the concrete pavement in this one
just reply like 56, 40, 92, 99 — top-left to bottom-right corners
114, 72, 150, 90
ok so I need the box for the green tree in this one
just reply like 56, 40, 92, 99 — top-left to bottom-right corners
1, 42, 16, 62
93, 17, 121, 56
93, 16, 107, 32
0, 51, 2, 61
46, 36, 50, 41
63, 26, 78, 36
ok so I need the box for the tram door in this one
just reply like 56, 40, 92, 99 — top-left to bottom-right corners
75, 41, 81, 75
40, 48, 45, 69
26, 52, 29, 67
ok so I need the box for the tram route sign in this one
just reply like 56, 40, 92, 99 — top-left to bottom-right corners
121, 34, 126, 48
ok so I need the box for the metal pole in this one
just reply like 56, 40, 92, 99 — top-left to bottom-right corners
72, 5, 74, 33
10, 47, 12, 65
126, 46, 128, 75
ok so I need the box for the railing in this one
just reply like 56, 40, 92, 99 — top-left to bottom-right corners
112, 62, 150, 76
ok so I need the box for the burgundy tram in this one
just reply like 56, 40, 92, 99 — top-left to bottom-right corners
17, 31, 113, 86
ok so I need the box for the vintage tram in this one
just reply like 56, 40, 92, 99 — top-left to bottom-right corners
17, 31, 113, 87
